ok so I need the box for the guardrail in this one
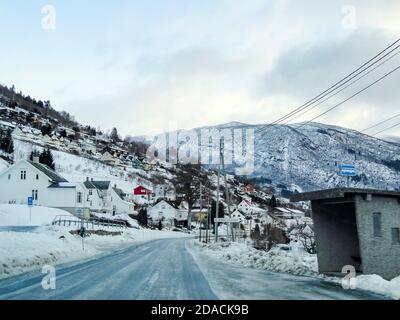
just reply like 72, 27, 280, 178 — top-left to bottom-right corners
52, 215, 127, 230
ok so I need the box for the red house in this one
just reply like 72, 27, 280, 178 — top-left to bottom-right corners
133, 186, 152, 196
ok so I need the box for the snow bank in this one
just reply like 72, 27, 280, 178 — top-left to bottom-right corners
196, 241, 319, 277
329, 274, 400, 300
0, 204, 72, 226
0, 223, 192, 280
0, 226, 100, 279
196, 241, 400, 300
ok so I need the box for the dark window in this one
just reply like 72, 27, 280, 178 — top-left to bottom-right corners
36, 174, 39, 180
89, 190, 93, 196
77, 192, 82, 203
373, 212, 382, 237
392, 228, 400, 245
20, 170, 26, 180
32, 190, 38, 200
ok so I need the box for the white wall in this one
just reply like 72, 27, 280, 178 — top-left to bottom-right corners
0, 161, 54, 205
148, 201, 178, 225
110, 188, 135, 215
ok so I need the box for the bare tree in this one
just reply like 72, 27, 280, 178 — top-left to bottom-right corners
173, 164, 209, 230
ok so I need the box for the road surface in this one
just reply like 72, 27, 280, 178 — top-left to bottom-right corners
0, 238, 387, 300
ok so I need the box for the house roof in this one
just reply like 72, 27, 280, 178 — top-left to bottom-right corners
83, 180, 97, 189
290, 188, 400, 202
27, 160, 68, 183
91, 181, 111, 190
154, 199, 179, 209
113, 187, 126, 200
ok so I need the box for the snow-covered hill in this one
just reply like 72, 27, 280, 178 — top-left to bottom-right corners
144, 121, 400, 193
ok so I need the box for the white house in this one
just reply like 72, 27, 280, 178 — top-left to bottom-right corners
147, 200, 187, 226
231, 210, 246, 224
0, 159, 135, 216
83, 179, 135, 215
237, 199, 255, 215
0, 159, 86, 214
101, 151, 121, 166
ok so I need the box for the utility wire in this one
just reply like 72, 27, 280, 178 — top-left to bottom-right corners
295, 64, 400, 130
269, 38, 400, 126
282, 49, 400, 124
361, 112, 400, 133
371, 121, 400, 136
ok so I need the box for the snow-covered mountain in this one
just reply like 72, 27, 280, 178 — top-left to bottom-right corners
143, 121, 400, 193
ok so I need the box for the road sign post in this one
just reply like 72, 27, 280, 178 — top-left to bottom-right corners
27, 196, 33, 225
339, 163, 356, 187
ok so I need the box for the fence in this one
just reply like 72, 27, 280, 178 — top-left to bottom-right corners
52, 215, 127, 230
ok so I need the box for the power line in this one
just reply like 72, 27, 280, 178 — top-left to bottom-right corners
269, 38, 400, 126
371, 121, 400, 136
282, 49, 400, 124
295, 64, 400, 130
361, 112, 400, 133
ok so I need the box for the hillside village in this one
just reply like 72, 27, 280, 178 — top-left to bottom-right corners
0, 85, 312, 250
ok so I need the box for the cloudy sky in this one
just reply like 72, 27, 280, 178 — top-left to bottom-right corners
0, 0, 399, 137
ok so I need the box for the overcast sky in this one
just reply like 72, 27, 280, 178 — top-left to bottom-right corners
0, 0, 399, 137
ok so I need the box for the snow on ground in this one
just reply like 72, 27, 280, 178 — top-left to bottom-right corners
328, 274, 400, 300
195, 241, 319, 277
0, 204, 72, 227
194, 241, 400, 300
0, 204, 193, 280
12, 139, 151, 195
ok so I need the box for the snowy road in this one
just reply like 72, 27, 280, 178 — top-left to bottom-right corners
0, 238, 387, 300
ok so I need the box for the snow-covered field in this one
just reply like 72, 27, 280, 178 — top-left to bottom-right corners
194, 241, 400, 300
0, 204, 192, 280
0, 204, 71, 227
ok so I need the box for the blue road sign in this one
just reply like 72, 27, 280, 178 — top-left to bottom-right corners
27, 196, 33, 206
339, 163, 356, 177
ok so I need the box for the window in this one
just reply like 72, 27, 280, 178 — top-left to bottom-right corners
392, 228, 400, 245
36, 174, 39, 180
32, 190, 38, 200
8, 174, 11, 180
89, 190, 93, 196
20, 170, 26, 180
373, 212, 382, 237
77, 192, 82, 203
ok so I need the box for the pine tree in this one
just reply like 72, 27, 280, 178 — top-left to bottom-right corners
110, 127, 120, 143
137, 208, 148, 227
39, 148, 55, 170
269, 195, 277, 208
29, 150, 40, 161
0, 129, 14, 154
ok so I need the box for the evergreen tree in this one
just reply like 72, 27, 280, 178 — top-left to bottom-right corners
39, 148, 55, 170
269, 195, 277, 208
210, 200, 225, 229
158, 220, 163, 230
110, 127, 120, 143
41, 124, 52, 136
137, 208, 148, 227
29, 150, 40, 161
0, 129, 14, 154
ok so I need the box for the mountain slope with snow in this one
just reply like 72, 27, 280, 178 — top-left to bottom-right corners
145, 121, 400, 192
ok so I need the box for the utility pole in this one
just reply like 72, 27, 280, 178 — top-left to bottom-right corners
221, 140, 234, 242
215, 139, 222, 242
199, 182, 203, 242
